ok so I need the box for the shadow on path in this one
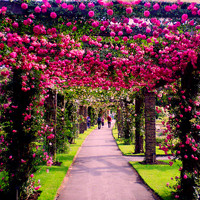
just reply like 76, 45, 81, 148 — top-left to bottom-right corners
56, 121, 160, 200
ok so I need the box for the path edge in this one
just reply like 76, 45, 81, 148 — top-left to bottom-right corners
54, 127, 97, 200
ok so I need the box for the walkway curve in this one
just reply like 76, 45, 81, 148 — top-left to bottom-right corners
56, 121, 159, 200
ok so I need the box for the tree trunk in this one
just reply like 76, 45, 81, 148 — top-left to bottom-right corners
144, 90, 156, 164
135, 95, 144, 153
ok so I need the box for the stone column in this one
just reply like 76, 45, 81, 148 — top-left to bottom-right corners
145, 91, 156, 164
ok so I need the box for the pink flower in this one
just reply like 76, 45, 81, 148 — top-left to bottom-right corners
65, 22, 71, 27
165, 6, 171, 12
21, 3, 28, 10
144, 10, 150, 17
126, 7, 132, 14
183, 174, 187, 179
34, 186, 41, 190
107, 9, 113, 15
177, 185, 181, 189
12, 22, 19, 28
34, 6, 41, 13
67, 5, 74, 11
30, 174, 34, 178
50, 12, 57, 19
182, 14, 188, 22
153, 3, 160, 11
33, 25, 41, 34
110, 31, 115, 37
118, 31, 123, 36
88, 3, 95, 8
88, 11, 94, 17
144, 2, 151, 8
79, 3, 85, 10
56, 0, 62, 3
61, 3, 68, 9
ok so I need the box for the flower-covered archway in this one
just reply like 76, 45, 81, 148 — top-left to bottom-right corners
0, 0, 199, 199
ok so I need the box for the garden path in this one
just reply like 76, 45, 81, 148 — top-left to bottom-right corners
56, 121, 160, 200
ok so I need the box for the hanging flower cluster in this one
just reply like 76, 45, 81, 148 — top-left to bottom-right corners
0, 0, 199, 199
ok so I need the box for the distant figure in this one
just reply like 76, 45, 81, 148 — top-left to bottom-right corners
101, 116, 104, 127
87, 116, 91, 128
107, 115, 112, 128
97, 116, 101, 129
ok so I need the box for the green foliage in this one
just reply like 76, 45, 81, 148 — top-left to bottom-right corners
34, 125, 97, 200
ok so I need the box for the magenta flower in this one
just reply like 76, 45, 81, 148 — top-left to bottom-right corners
34, 6, 41, 13
153, 3, 160, 11
107, 9, 113, 15
50, 12, 57, 19
61, 3, 68, 9
110, 31, 115, 37
56, 0, 62, 3
79, 3, 86, 10
126, 7, 132, 14
144, 10, 150, 17
183, 174, 187, 179
165, 6, 171, 12
88, 11, 94, 17
144, 2, 151, 8
12, 22, 19, 28
88, 2, 95, 8
21, 3, 28, 10
67, 5, 74, 11
182, 14, 188, 22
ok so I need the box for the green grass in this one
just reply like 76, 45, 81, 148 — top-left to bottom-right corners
130, 160, 181, 200
112, 126, 171, 156
34, 125, 97, 200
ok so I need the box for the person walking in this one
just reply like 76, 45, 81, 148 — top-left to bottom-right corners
107, 115, 112, 128
97, 116, 101, 129
87, 116, 91, 128
101, 116, 104, 127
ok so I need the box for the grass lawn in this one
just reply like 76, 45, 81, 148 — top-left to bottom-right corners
112, 126, 171, 156
130, 160, 182, 200
33, 125, 97, 200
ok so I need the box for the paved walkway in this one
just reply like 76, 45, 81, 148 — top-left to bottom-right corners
57, 122, 159, 200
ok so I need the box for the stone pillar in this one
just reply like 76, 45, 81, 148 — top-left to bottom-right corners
145, 91, 156, 164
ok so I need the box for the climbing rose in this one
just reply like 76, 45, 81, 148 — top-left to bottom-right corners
50, 12, 57, 18
107, 9, 113, 15
88, 2, 94, 8
88, 11, 94, 17
144, 10, 150, 17
67, 5, 74, 11
12, 22, 19, 28
126, 7, 132, 14
55, 0, 62, 3
61, 3, 68, 9
79, 3, 86, 10
21, 3, 28, 9
182, 14, 188, 22
34, 6, 41, 13
153, 3, 160, 10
